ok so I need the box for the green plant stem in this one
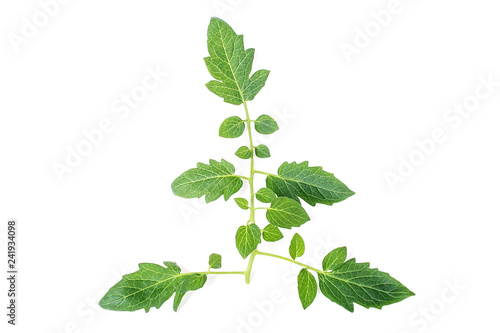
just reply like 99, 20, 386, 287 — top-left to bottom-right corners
179, 271, 245, 277
179, 249, 325, 284
255, 250, 323, 274
243, 100, 256, 225
244, 250, 258, 284
205, 271, 246, 275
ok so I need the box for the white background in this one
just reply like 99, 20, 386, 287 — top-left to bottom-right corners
1, 0, 499, 332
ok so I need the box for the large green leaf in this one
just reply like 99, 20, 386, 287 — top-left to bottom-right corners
99, 262, 206, 313
318, 254, 414, 312
204, 17, 270, 105
297, 269, 317, 310
235, 224, 261, 258
266, 197, 310, 229
266, 161, 355, 206
171, 159, 243, 203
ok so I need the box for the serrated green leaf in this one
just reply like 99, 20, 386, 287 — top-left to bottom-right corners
289, 233, 305, 260
318, 258, 415, 312
99, 262, 206, 313
219, 116, 245, 138
172, 159, 243, 203
235, 224, 261, 258
173, 273, 207, 311
255, 144, 271, 158
209, 253, 222, 269
266, 197, 310, 229
298, 269, 317, 310
204, 17, 270, 105
266, 161, 355, 206
234, 197, 249, 210
256, 188, 277, 203
235, 146, 252, 159
262, 224, 283, 242
255, 115, 279, 134
322, 246, 347, 271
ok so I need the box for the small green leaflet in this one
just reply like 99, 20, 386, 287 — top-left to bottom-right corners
235, 197, 249, 210
266, 161, 355, 206
255, 115, 279, 134
297, 269, 317, 310
318, 257, 415, 312
322, 246, 347, 271
204, 17, 270, 105
171, 159, 243, 203
219, 116, 245, 138
262, 224, 283, 242
99, 262, 206, 313
256, 188, 276, 203
266, 197, 310, 229
235, 146, 252, 159
209, 253, 222, 269
235, 224, 261, 258
289, 233, 305, 260
255, 144, 270, 158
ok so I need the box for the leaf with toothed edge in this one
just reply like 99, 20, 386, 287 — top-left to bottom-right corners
266, 161, 355, 206
171, 159, 243, 203
98, 262, 207, 313
204, 17, 270, 105
317, 255, 415, 312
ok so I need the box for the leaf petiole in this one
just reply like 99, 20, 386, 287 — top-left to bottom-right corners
253, 170, 274, 176
254, 250, 323, 274
177, 271, 246, 277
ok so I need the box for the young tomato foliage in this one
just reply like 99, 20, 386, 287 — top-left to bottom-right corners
100, 17, 414, 315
